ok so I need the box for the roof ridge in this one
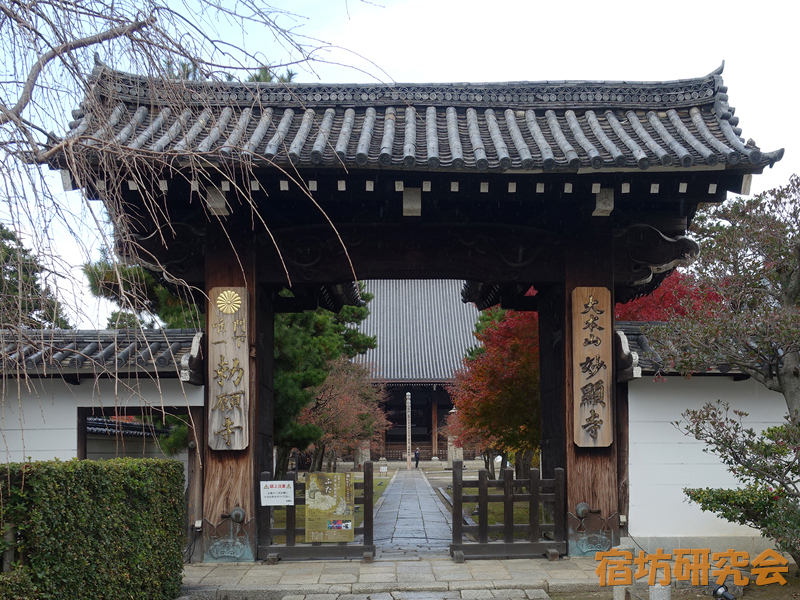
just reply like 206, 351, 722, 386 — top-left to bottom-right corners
90, 63, 724, 92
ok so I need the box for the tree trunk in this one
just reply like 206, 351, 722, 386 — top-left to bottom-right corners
325, 448, 336, 472
484, 449, 497, 479
515, 449, 535, 479
275, 446, 291, 480
498, 452, 509, 479
311, 443, 325, 472
780, 349, 800, 422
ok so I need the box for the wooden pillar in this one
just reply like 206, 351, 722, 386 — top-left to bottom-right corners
616, 381, 630, 538
186, 405, 205, 562
563, 222, 619, 552
76, 407, 88, 460
538, 284, 566, 481
256, 283, 275, 494
202, 218, 272, 562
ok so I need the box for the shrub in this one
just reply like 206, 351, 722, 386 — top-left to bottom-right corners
685, 485, 800, 568
680, 402, 800, 568
0, 458, 184, 600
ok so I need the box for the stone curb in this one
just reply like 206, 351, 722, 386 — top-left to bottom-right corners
351, 582, 451, 593
179, 576, 601, 599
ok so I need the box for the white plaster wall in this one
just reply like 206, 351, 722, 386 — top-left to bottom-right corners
628, 375, 786, 541
0, 377, 203, 463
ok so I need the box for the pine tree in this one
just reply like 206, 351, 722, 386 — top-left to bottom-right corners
0, 224, 70, 329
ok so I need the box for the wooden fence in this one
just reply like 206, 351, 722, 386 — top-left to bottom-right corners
450, 460, 566, 560
257, 462, 375, 561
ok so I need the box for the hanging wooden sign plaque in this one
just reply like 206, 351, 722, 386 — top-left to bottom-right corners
208, 286, 250, 450
572, 286, 613, 448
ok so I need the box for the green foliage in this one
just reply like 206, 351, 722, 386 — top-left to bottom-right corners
247, 65, 297, 83
0, 458, 184, 600
685, 485, 784, 530
680, 401, 800, 564
83, 253, 202, 329
685, 486, 800, 565
465, 306, 507, 360
0, 224, 70, 329
105, 310, 142, 329
648, 175, 800, 418
163, 58, 204, 81
156, 414, 190, 456
660, 176, 800, 566
273, 287, 376, 475
0, 566, 36, 600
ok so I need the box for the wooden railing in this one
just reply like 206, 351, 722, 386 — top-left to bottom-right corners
257, 462, 375, 561
450, 460, 566, 560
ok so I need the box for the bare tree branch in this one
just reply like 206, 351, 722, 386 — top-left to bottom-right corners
0, 8, 153, 126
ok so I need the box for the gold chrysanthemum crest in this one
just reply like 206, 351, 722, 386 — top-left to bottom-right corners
216, 290, 242, 315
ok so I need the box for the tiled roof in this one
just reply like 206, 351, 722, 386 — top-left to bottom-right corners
615, 321, 732, 376
63, 63, 783, 173
86, 416, 171, 437
356, 280, 479, 382
0, 329, 203, 382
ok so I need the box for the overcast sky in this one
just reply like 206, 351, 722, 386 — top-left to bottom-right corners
74, 0, 797, 327
251, 0, 795, 194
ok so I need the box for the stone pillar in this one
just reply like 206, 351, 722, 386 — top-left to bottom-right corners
355, 440, 371, 470
447, 436, 463, 469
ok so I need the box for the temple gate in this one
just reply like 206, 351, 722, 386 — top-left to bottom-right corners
55, 62, 782, 560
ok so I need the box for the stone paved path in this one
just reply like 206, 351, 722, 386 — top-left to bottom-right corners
373, 468, 453, 558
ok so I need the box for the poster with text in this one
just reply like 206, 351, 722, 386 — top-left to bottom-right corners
304, 472, 354, 542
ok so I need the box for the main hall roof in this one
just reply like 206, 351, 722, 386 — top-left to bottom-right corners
65, 63, 782, 173
356, 280, 479, 383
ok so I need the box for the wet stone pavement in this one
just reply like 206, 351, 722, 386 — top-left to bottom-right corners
373, 468, 453, 557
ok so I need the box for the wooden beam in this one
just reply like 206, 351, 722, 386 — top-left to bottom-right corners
255, 223, 565, 284
256, 283, 275, 497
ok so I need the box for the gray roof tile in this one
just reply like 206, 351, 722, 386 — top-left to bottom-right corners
357, 280, 479, 382
0, 329, 202, 380
63, 65, 783, 173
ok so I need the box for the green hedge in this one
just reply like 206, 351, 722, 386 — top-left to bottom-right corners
0, 458, 184, 600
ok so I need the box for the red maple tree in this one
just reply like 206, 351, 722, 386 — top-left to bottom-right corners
298, 359, 389, 471
614, 270, 718, 321
448, 272, 713, 472
447, 309, 541, 471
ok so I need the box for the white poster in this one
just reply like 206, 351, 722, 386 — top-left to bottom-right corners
261, 480, 295, 506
